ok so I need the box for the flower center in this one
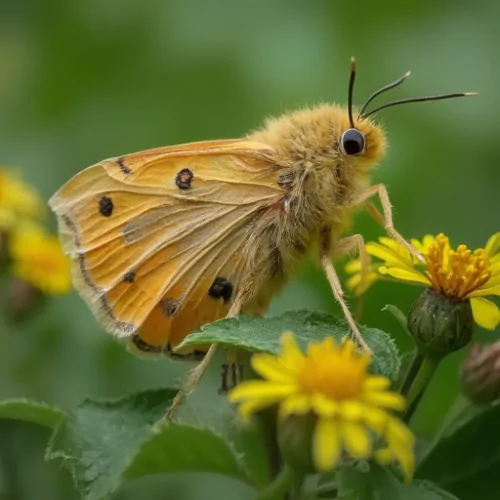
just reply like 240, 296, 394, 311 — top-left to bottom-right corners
297, 353, 366, 400
425, 234, 491, 299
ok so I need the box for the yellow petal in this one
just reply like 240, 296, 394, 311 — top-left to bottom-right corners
379, 266, 430, 286
468, 283, 500, 298
345, 273, 362, 291
237, 397, 281, 419
385, 442, 415, 483
312, 418, 341, 472
379, 417, 415, 482
377, 238, 413, 266
374, 446, 393, 465
374, 442, 415, 482
363, 376, 391, 391
361, 391, 406, 411
310, 393, 339, 417
470, 297, 500, 330
251, 354, 297, 384
339, 421, 371, 459
345, 259, 362, 273
280, 332, 305, 366
410, 238, 425, 253
362, 406, 389, 433
491, 253, 500, 264
366, 241, 411, 267
345, 272, 379, 295
485, 232, 500, 257
340, 338, 358, 356
279, 393, 312, 418
487, 263, 500, 281
422, 234, 438, 249
307, 339, 335, 364
228, 381, 297, 402
384, 416, 415, 445
338, 400, 364, 420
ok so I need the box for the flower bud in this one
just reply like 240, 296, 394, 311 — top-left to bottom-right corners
408, 288, 474, 358
277, 412, 317, 474
461, 342, 500, 405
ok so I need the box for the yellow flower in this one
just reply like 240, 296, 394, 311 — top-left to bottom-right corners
229, 333, 414, 481
0, 168, 45, 230
346, 233, 500, 330
9, 223, 71, 295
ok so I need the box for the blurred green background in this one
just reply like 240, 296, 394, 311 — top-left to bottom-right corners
0, 1, 498, 498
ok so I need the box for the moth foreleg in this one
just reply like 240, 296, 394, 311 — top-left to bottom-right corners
334, 234, 371, 291
320, 254, 372, 355
351, 183, 423, 262
334, 233, 371, 319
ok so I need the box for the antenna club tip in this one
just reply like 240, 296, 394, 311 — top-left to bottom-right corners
404, 70, 411, 78
464, 92, 478, 96
350, 57, 356, 70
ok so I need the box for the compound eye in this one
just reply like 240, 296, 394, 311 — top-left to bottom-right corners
340, 128, 366, 155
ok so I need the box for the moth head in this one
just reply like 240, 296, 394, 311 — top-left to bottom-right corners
337, 57, 474, 169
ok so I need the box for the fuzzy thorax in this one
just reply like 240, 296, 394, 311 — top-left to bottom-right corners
248, 103, 386, 225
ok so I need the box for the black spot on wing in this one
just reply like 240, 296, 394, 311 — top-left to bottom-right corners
175, 168, 193, 190
99, 196, 113, 217
118, 157, 132, 174
208, 277, 233, 303
160, 298, 181, 317
123, 271, 136, 283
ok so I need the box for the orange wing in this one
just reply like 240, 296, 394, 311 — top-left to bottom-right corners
49, 139, 283, 355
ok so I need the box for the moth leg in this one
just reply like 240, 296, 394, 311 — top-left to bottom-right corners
218, 348, 243, 395
334, 234, 371, 320
351, 183, 424, 262
335, 234, 371, 291
320, 255, 372, 355
165, 299, 243, 421
367, 201, 385, 228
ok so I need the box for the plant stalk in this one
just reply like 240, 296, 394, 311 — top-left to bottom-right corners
399, 351, 424, 396
256, 464, 296, 500
403, 355, 442, 423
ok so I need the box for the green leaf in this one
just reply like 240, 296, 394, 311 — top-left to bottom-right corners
0, 398, 67, 428
46, 388, 257, 500
46, 388, 177, 500
416, 400, 500, 498
178, 310, 400, 379
338, 463, 458, 500
124, 422, 255, 486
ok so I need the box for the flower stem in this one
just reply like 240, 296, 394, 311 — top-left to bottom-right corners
258, 406, 282, 480
403, 355, 442, 423
256, 464, 297, 500
399, 351, 424, 396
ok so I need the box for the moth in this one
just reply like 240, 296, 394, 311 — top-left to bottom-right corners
49, 58, 472, 406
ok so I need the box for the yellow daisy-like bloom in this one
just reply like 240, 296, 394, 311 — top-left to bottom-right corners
0, 168, 45, 230
346, 233, 500, 330
229, 333, 415, 480
9, 223, 71, 295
